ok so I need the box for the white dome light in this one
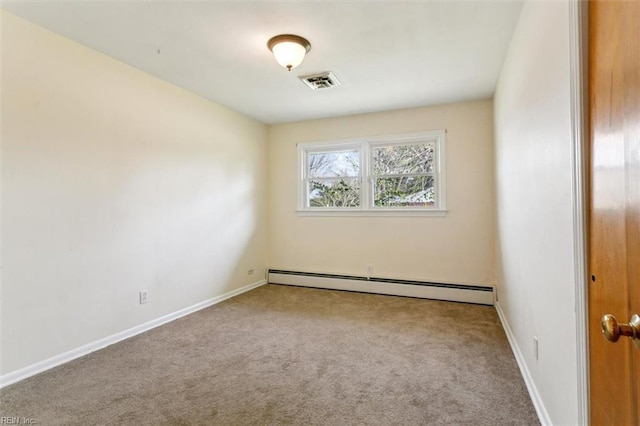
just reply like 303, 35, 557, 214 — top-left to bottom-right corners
267, 34, 311, 71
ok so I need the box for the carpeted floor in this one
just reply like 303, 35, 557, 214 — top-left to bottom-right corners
0, 284, 539, 425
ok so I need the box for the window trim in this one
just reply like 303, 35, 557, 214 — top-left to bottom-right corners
297, 130, 447, 216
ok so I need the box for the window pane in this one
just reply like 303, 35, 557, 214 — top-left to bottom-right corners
308, 150, 360, 178
373, 176, 435, 207
308, 178, 360, 207
372, 143, 435, 175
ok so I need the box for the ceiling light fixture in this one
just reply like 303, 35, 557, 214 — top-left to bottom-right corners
267, 34, 311, 71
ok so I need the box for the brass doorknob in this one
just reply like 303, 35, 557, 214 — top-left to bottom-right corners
601, 314, 640, 348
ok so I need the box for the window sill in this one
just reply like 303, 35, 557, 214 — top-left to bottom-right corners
296, 209, 448, 217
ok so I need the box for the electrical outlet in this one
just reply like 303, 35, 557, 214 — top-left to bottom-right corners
139, 290, 148, 305
533, 336, 539, 361
248, 269, 254, 275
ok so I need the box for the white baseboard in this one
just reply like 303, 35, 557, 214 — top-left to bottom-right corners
0, 280, 266, 389
495, 301, 552, 426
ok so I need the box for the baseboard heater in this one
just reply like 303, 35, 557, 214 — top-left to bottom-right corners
267, 269, 494, 306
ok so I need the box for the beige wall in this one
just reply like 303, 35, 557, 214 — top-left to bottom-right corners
268, 100, 495, 286
1, 12, 268, 375
494, 1, 578, 424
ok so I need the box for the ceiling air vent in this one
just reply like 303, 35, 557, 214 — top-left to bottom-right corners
299, 71, 341, 90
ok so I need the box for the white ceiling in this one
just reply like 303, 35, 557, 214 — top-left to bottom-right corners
3, 1, 523, 124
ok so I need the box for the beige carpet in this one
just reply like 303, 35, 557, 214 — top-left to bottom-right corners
0, 284, 539, 425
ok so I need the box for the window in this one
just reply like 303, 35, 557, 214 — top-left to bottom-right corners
298, 130, 446, 216
307, 146, 361, 208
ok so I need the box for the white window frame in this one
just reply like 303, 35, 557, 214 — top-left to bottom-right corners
297, 130, 447, 217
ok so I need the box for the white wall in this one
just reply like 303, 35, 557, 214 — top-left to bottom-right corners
268, 100, 495, 286
494, 1, 578, 424
1, 12, 268, 376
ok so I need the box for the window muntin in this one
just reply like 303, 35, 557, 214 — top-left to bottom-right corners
298, 131, 446, 215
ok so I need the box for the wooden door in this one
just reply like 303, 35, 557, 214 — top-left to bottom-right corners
588, 0, 640, 425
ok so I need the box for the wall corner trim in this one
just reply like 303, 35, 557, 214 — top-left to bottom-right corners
495, 301, 552, 426
0, 280, 267, 389
568, 0, 590, 424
